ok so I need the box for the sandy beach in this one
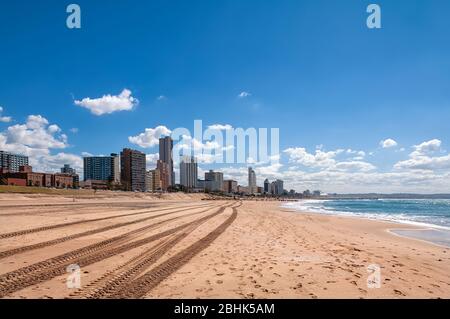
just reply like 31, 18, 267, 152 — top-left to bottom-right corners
0, 193, 449, 299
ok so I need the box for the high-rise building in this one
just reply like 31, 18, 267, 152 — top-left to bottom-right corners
146, 169, 162, 192
157, 160, 170, 191
0, 151, 29, 173
264, 179, 270, 194
111, 153, 121, 184
145, 171, 153, 192
159, 136, 174, 186
180, 156, 198, 190
120, 148, 146, 192
271, 179, 284, 196
83, 156, 113, 182
248, 167, 257, 195
205, 170, 223, 192
83, 154, 121, 184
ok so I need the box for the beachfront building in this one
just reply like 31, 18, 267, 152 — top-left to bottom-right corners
159, 136, 174, 186
120, 148, 146, 192
223, 180, 238, 194
271, 179, 284, 196
145, 171, 153, 192
0, 165, 74, 188
84, 155, 115, 182
264, 179, 270, 194
111, 153, 121, 184
60, 164, 79, 189
0, 151, 29, 173
157, 160, 170, 191
146, 169, 162, 192
180, 156, 198, 190
248, 167, 257, 195
205, 170, 223, 192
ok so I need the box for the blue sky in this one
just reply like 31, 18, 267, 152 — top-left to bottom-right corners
1, 0, 449, 193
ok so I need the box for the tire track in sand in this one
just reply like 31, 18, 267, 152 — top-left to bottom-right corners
78, 203, 240, 298
110, 205, 239, 299
0, 203, 231, 298
0, 203, 216, 260
0, 203, 211, 239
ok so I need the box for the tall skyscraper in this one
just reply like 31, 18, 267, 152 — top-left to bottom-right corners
248, 167, 257, 195
159, 136, 174, 186
120, 148, 146, 192
180, 156, 198, 190
0, 151, 29, 173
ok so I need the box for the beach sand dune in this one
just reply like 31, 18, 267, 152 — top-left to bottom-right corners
0, 195, 448, 299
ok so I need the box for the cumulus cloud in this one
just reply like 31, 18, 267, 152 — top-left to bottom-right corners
70, 128, 79, 133
410, 139, 441, 157
0, 106, 12, 123
3, 115, 68, 150
380, 138, 398, 148
128, 126, 172, 148
283, 146, 377, 176
0, 115, 82, 174
156, 95, 167, 101
146, 153, 159, 166
74, 89, 138, 116
283, 147, 343, 168
333, 161, 376, 172
238, 91, 251, 98
394, 139, 448, 171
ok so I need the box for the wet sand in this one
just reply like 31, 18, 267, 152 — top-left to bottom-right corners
0, 194, 449, 299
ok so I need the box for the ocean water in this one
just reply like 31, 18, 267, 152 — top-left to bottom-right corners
283, 198, 450, 231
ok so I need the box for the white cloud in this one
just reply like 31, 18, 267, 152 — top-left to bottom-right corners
70, 128, 79, 134
0, 106, 12, 123
333, 161, 376, 172
207, 124, 233, 130
238, 91, 251, 98
156, 95, 167, 101
0, 115, 82, 174
128, 126, 172, 148
283, 147, 343, 168
380, 138, 398, 148
74, 89, 138, 116
3, 115, 67, 150
394, 139, 448, 171
81, 152, 93, 157
146, 153, 159, 166
410, 139, 441, 157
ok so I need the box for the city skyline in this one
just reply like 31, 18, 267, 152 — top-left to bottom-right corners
1, 1, 449, 193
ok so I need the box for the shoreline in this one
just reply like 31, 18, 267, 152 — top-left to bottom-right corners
282, 199, 450, 248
